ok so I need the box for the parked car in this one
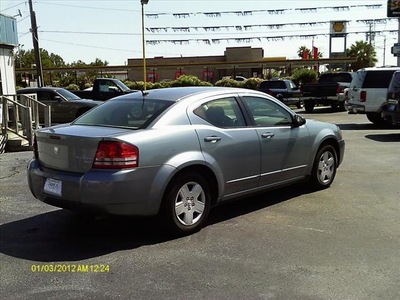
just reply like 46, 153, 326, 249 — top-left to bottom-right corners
300, 72, 354, 112
71, 78, 138, 101
346, 66, 400, 125
381, 70, 400, 126
258, 79, 302, 108
17, 87, 102, 124
27, 87, 345, 235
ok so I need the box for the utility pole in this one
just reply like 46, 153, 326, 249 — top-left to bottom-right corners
28, 0, 44, 87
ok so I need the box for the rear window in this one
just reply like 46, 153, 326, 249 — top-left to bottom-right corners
319, 73, 353, 83
260, 81, 286, 89
351, 70, 398, 89
73, 98, 173, 129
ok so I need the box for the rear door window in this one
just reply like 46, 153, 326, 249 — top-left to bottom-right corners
362, 70, 397, 88
194, 97, 246, 128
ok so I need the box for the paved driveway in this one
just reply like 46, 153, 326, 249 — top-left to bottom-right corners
1, 108, 399, 300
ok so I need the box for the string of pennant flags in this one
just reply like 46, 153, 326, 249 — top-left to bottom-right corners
146, 29, 399, 46
142, 3, 396, 46
146, 18, 393, 34
144, 4, 382, 18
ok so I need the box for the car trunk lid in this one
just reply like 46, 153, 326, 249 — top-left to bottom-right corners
35, 124, 134, 173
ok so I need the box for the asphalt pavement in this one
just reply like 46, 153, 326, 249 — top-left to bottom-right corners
1, 108, 399, 300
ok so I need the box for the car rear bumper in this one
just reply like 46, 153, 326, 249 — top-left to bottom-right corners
345, 102, 365, 114
27, 158, 170, 216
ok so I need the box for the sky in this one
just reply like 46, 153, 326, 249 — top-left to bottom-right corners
1, 0, 399, 67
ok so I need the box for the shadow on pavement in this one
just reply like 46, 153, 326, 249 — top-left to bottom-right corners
0, 183, 314, 262
336, 123, 395, 130
365, 133, 400, 142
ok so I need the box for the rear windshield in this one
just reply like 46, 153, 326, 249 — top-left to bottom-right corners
73, 98, 174, 129
319, 73, 353, 83
350, 70, 398, 89
260, 81, 287, 89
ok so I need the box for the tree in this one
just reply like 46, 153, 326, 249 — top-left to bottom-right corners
297, 45, 322, 59
346, 40, 377, 71
14, 48, 66, 86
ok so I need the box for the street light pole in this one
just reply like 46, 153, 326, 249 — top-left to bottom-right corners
141, 0, 149, 90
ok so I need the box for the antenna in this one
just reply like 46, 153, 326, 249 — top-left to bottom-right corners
13, 9, 22, 18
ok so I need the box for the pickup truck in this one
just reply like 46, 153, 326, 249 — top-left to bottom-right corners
258, 79, 302, 108
300, 72, 354, 112
71, 78, 138, 101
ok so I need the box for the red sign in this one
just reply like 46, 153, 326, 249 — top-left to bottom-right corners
175, 71, 186, 79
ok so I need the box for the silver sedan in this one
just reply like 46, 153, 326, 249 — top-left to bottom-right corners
27, 87, 345, 235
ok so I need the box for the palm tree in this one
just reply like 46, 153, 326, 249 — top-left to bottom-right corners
346, 40, 377, 71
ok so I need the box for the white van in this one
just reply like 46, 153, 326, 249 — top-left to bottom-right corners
346, 66, 400, 124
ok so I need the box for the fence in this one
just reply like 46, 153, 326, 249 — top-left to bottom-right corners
0, 94, 51, 150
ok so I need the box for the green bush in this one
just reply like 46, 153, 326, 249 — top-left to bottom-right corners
169, 75, 212, 87
291, 68, 318, 85
214, 78, 241, 87
241, 77, 263, 89
65, 84, 80, 91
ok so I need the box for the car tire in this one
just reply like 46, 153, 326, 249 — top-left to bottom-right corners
162, 172, 212, 235
304, 101, 315, 113
366, 112, 387, 126
310, 145, 337, 189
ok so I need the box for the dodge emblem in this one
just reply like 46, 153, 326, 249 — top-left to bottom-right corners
54, 146, 59, 155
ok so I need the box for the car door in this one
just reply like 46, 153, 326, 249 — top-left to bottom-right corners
190, 96, 261, 199
241, 95, 310, 187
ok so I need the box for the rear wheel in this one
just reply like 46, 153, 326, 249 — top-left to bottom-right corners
304, 101, 315, 113
162, 172, 212, 235
310, 145, 337, 189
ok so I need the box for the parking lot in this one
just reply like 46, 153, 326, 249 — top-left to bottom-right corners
1, 108, 399, 300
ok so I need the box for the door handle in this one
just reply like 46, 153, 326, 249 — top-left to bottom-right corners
204, 136, 222, 143
261, 132, 275, 139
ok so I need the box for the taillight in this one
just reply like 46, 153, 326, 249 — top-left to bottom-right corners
336, 84, 343, 94
360, 91, 367, 102
93, 141, 139, 169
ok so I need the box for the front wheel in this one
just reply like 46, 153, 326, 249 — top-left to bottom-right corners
162, 172, 212, 235
310, 145, 337, 189
366, 112, 387, 126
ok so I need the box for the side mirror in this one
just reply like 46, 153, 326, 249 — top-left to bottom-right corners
54, 95, 62, 102
293, 114, 306, 127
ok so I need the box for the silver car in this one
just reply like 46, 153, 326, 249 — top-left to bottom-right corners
27, 87, 345, 234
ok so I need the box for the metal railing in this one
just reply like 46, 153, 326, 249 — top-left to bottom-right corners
1, 94, 51, 147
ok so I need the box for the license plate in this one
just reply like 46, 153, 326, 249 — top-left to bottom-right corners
44, 178, 62, 197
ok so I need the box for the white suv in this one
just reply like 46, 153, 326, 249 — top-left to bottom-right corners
346, 66, 400, 124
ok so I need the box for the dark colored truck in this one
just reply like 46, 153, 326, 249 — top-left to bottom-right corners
71, 78, 138, 101
258, 79, 302, 108
381, 70, 400, 126
299, 72, 354, 112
